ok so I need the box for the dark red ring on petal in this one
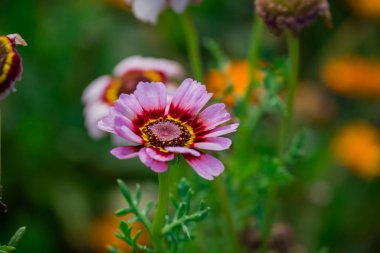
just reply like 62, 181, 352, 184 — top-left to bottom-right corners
0, 46, 22, 95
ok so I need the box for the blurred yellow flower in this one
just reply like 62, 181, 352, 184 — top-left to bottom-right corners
332, 122, 380, 180
347, 0, 380, 20
88, 213, 151, 253
321, 56, 380, 98
205, 60, 265, 107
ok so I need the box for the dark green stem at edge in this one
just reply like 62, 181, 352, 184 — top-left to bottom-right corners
151, 163, 175, 253
213, 177, 242, 252
243, 16, 264, 111
278, 31, 300, 158
0, 109, 2, 187
180, 11, 203, 82
0, 109, 5, 214
232, 16, 264, 171
260, 31, 300, 253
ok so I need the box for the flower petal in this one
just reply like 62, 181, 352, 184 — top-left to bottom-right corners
113, 56, 184, 78
139, 148, 168, 173
193, 103, 231, 132
132, 0, 166, 24
169, 78, 212, 121
164, 147, 200, 156
170, 0, 190, 13
97, 108, 132, 134
82, 76, 111, 104
134, 82, 167, 117
185, 153, 224, 180
114, 117, 143, 144
85, 102, 111, 138
114, 93, 144, 121
202, 123, 239, 138
111, 146, 141, 159
145, 147, 175, 162
193, 137, 232, 151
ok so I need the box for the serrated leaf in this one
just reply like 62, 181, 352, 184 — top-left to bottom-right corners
119, 221, 131, 234
117, 180, 134, 206
8, 227, 26, 247
169, 194, 178, 209
115, 208, 133, 216
142, 201, 154, 216
127, 215, 139, 225
132, 230, 141, 242
181, 224, 191, 239
175, 203, 187, 219
0, 246, 16, 253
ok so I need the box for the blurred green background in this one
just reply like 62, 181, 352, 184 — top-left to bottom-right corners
1, 0, 380, 252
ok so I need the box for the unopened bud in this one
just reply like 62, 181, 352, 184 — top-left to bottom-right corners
255, 0, 332, 35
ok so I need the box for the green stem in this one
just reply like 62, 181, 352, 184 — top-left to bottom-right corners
0, 109, 2, 187
248, 16, 264, 68
151, 165, 174, 253
214, 177, 242, 252
260, 31, 300, 253
0, 109, 3, 206
278, 31, 300, 157
241, 16, 264, 116
0, 108, 6, 215
180, 11, 203, 82
259, 182, 277, 253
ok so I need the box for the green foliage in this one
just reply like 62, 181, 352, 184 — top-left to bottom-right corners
0, 227, 26, 253
284, 128, 307, 166
113, 179, 210, 253
164, 178, 210, 252
113, 180, 154, 253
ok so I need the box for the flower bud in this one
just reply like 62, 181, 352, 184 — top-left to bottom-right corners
0, 34, 27, 100
255, 0, 332, 35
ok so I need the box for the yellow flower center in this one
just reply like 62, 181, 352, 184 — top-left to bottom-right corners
0, 36, 16, 84
103, 70, 165, 105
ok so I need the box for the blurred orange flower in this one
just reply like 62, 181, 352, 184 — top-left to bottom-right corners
332, 122, 380, 180
293, 83, 336, 124
347, 0, 380, 20
88, 213, 151, 253
205, 60, 265, 107
321, 56, 380, 98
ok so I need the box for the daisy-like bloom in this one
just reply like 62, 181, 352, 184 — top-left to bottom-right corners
0, 34, 27, 100
205, 60, 265, 107
255, 0, 332, 35
321, 56, 380, 99
82, 56, 184, 139
98, 79, 239, 180
126, 0, 201, 24
347, 0, 380, 20
332, 122, 380, 180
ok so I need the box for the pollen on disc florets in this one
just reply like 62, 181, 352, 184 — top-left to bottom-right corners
255, 0, 332, 35
140, 117, 195, 149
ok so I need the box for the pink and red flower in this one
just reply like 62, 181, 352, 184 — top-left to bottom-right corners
82, 56, 183, 139
98, 78, 239, 180
0, 34, 27, 100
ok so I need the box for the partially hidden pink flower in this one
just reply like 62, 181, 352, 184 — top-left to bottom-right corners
0, 34, 27, 100
98, 79, 239, 180
126, 0, 201, 24
82, 56, 184, 139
